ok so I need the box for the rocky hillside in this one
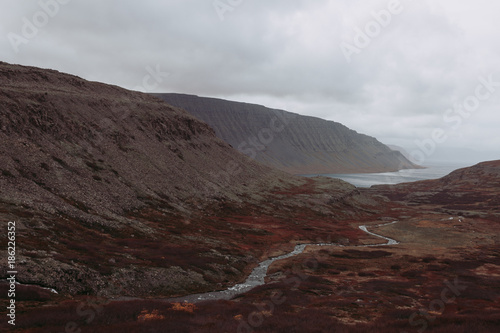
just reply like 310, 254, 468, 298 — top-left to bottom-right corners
154, 93, 420, 174
369, 160, 500, 218
0, 62, 372, 298
0, 63, 292, 224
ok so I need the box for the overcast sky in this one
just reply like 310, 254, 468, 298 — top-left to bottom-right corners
1, 0, 499, 164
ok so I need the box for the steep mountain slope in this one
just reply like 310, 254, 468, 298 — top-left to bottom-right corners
386, 144, 412, 160
0, 62, 373, 297
154, 93, 420, 174
0, 63, 285, 224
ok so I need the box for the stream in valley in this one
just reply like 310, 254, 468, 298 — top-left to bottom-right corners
169, 221, 400, 303
11, 221, 400, 303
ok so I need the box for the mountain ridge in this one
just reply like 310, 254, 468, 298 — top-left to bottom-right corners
153, 93, 421, 174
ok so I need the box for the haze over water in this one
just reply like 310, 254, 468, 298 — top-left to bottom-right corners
304, 162, 472, 188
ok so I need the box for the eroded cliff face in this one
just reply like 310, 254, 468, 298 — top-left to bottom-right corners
154, 93, 420, 174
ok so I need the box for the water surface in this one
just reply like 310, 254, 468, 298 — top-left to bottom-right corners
302, 163, 472, 188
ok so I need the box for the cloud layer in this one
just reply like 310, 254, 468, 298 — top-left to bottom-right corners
1, 0, 499, 163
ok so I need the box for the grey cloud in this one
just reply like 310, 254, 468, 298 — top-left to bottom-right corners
0, 0, 498, 160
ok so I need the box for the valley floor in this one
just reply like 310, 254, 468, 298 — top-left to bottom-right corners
4, 191, 500, 333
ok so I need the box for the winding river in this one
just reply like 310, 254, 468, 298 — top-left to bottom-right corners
169, 221, 400, 303
10, 221, 400, 302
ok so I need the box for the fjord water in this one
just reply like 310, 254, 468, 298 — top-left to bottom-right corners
303, 163, 473, 188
